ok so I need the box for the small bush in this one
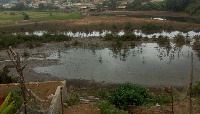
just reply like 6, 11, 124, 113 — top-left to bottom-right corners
124, 22, 133, 32
112, 24, 117, 30
98, 88, 108, 99
148, 95, 171, 105
108, 83, 151, 110
66, 96, 79, 106
120, 33, 137, 41
104, 33, 116, 41
23, 14, 30, 20
23, 50, 30, 57
104, 33, 137, 41
174, 34, 185, 43
192, 81, 200, 96
9, 90, 23, 112
142, 23, 162, 31
0, 68, 17, 84
156, 35, 170, 46
194, 35, 200, 42
193, 41, 200, 50
95, 100, 120, 114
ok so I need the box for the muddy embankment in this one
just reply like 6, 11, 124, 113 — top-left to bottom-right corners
87, 11, 198, 17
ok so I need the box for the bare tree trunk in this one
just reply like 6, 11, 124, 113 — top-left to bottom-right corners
7, 47, 27, 114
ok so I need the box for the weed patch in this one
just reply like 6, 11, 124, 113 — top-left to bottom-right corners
95, 100, 121, 114
108, 83, 151, 110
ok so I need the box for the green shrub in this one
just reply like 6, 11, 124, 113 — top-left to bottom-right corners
124, 22, 133, 32
23, 14, 30, 20
9, 90, 23, 111
192, 81, 200, 96
104, 33, 116, 41
156, 35, 170, 46
112, 24, 117, 30
0, 68, 18, 84
142, 23, 162, 31
98, 88, 108, 99
130, 42, 136, 47
193, 41, 200, 50
108, 83, 151, 110
148, 95, 171, 105
120, 33, 137, 41
95, 100, 120, 114
174, 34, 185, 43
194, 35, 200, 41
66, 96, 79, 106
0, 33, 71, 49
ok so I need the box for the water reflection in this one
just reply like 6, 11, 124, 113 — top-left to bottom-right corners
33, 43, 200, 87
26, 30, 200, 39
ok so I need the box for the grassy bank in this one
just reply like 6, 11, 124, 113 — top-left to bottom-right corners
0, 11, 82, 24
0, 16, 200, 33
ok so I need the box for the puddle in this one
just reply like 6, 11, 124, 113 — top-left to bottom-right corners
33, 43, 200, 87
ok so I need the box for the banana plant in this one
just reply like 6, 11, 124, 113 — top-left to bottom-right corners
0, 92, 14, 114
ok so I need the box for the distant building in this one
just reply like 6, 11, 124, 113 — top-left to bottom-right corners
117, 6, 126, 10
3, 3, 15, 8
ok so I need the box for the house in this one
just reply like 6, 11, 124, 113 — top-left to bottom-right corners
79, 6, 87, 10
3, 4, 15, 8
117, 6, 126, 10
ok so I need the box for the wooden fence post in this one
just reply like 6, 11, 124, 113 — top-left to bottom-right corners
190, 52, 193, 114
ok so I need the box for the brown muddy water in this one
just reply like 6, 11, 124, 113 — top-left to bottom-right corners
32, 42, 200, 87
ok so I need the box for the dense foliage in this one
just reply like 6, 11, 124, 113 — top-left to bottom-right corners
125, 0, 200, 15
104, 33, 139, 41
192, 81, 200, 96
9, 90, 23, 112
108, 83, 151, 110
185, 0, 200, 15
0, 33, 72, 49
0, 68, 17, 84
127, 0, 165, 11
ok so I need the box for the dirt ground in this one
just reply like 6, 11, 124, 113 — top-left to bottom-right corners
0, 79, 198, 114
64, 104, 101, 114
0, 81, 63, 99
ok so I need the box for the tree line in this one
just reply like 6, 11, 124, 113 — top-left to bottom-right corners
97, 0, 200, 15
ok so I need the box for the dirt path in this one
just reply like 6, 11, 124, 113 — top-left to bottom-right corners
64, 104, 101, 114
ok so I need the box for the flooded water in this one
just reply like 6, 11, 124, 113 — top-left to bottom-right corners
30, 30, 200, 38
33, 43, 200, 87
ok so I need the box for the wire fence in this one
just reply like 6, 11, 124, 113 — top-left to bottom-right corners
15, 81, 67, 114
